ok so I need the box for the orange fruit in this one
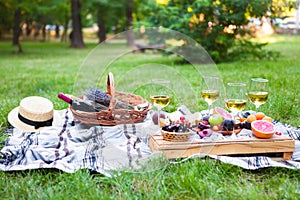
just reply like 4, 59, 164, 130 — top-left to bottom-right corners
238, 118, 247, 122
251, 120, 275, 139
247, 114, 257, 123
255, 112, 266, 120
262, 116, 272, 123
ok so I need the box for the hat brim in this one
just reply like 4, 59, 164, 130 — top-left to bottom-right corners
8, 106, 62, 132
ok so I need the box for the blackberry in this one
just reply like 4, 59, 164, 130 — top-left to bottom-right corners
162, 124, 180, 132
240, 121, 251, 130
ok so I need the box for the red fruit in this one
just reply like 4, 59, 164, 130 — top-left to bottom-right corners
180, 116, 185, 121
201, 121, 209, 126
198, 129, 213, 138
275, 131, 282, 136
213, 107, 233, 119
152, 112, 166, 125
251, 120, 275, 139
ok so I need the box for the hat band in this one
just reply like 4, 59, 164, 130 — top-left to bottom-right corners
18, 113, 53, 129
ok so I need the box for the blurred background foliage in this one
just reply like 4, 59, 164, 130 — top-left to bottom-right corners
0, 0, 298, 62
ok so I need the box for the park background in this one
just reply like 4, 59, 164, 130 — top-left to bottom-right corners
0, 0, 300, 199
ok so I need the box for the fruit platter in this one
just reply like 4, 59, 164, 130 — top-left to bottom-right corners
158, 106, 277, 140
193, 107, 276, 139
149, 106, 295, 160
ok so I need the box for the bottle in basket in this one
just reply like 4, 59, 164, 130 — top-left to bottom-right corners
58, 93, 99, 112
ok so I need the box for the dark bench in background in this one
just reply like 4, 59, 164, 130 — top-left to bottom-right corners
133, 42, 165, 53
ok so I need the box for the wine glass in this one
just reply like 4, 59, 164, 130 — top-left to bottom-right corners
201, 76, 220, 115
225, 82, 247, 138
150, 79, 170, 128
248, 78, 269, 111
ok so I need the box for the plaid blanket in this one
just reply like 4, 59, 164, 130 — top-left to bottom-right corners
0, 109, 299, 176
0, 109, 163, 176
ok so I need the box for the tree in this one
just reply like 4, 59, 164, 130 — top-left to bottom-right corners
126, 0, 134, 46
70, 0, 85, 48
0, 1, 14, 40
84, 0, 126, 43
139, 0, 275, 62
0, 0, 70, 53
12, 8, 23, 53
1, 0, 32, 53
30, 2, 67, 42
97, 6, 107, 43
270, 0, 296, 18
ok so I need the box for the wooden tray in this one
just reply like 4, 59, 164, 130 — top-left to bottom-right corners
149, 134, 295, 161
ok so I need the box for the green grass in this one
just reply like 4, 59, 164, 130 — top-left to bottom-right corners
0, 35, 300, 199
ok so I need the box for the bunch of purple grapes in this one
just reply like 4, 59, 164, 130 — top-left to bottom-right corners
162, 116, 191, 132
162, 124, 181, 132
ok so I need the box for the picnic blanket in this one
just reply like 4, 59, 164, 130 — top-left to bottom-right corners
0, 108, 299, 176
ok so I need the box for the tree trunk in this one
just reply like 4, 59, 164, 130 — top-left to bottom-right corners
26, 19, 32, 36
126, 0, 134, 46
12, 8, 23, 54
55, 23, 60, 39
42, 24, 46, 42
97, 9, 106, 43
61, 15, 69, 42
70, 0, 85, 48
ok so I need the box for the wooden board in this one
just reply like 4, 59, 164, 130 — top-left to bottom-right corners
149, 134, 295, 160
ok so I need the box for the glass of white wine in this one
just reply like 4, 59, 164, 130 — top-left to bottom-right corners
150, 79, 170, 128
249, 78, 269, 111
201, 76, 220, 115
225, 82, 247, 138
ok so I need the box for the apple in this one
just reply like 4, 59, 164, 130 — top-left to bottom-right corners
208, 114, 223, 126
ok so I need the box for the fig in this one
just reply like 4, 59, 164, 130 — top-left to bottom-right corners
152, 112, 166, 125
198, 129, 213, 138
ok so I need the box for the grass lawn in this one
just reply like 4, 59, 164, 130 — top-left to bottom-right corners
0, 34, 299, 199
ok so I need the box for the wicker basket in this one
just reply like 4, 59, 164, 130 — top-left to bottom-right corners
70, 72, 150, 125
162, 130, 191, 142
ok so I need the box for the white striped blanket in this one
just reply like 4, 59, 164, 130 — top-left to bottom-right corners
0, 109, 299, 176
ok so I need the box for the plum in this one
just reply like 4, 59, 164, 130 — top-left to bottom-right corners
152, 112, 166, 125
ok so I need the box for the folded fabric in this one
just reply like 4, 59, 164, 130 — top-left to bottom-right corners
0, 109, 163, 176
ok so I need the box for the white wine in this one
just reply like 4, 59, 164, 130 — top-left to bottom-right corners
225, 99, 247, 112
150, 95, 170, 109
249, 91, 268, 106
249, 78, 268, 110
201, 90, 220, 105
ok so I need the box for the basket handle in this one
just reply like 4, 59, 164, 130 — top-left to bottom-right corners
106, 72, 115, 110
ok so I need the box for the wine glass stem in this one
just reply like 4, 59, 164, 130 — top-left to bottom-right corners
208, 103, 212, 115
157, 108, 161, 128
232, 112, 237, 138
255, 105, 259, 112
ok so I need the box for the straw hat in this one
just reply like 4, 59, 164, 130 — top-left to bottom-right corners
8, 96, 61, 132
